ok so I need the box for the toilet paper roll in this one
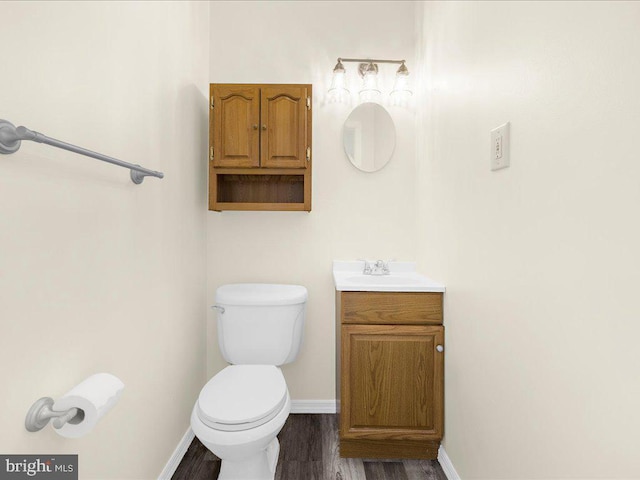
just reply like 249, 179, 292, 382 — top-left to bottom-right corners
52, 373, 124, 439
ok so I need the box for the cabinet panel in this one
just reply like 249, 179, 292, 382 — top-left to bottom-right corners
261, 86, 308, 168
341, 324, 444, 443
341, 291, 443, 325
212, 85, 260, 168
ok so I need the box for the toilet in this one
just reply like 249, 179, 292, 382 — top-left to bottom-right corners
190, 283, 308, 480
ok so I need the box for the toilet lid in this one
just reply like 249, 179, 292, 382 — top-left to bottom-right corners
197, 365, 288, 432
215, 283, 308, 306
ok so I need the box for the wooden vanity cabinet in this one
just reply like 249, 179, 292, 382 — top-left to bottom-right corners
336, 291, 444, 460
209, 83, 312, 211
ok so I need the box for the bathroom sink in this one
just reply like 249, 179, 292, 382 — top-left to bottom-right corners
333, 261, 445, 292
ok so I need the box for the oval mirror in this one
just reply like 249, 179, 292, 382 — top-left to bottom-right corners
343, 103, 396, 173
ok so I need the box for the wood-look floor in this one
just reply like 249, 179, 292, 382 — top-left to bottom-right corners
172, 414, 447, 480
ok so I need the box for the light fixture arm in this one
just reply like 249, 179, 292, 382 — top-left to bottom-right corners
338, 58, 406, 66
335, 58, 409, 78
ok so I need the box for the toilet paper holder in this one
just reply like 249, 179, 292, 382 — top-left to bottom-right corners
25, 397, 83, 432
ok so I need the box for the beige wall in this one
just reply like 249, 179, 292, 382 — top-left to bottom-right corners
7, 2, 638, 478
0, 2, 209, 479
207, 1, 419, 399
417, 1, 640, 478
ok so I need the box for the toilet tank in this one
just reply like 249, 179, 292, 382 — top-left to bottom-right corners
214, 284, 308, 366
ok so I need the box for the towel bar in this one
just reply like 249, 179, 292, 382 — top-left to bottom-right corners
0, 119, 164, 184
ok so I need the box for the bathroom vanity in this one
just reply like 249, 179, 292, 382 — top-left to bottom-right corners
333, 261, 445, 460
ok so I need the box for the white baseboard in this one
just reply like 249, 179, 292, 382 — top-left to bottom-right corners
290, 399, 337, 414
438, 446, 461, 480
158, 427, 194, 480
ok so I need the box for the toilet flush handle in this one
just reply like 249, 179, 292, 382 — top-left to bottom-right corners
211, 305, 225, 314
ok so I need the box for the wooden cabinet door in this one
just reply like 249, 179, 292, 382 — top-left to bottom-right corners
211, 85, 260, 168
260, 86, 308, 168
341, 324, 444, 442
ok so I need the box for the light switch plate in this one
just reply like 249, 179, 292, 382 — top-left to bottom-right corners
490, 122, 510, 171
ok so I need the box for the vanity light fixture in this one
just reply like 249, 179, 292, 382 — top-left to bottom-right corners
329, 57, 413, 104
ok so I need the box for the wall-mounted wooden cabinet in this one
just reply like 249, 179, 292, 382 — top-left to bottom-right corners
209, 83, 312, 211
336, 291, 444, 460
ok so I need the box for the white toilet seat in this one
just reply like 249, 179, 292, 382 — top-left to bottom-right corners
197, 365, 287, 432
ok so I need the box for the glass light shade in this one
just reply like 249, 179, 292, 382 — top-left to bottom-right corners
359, 69, 381, 103
390, 71, 413, 107
328, 70, 350, 103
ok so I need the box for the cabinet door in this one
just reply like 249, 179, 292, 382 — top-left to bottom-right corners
211, 85, 260, 168
341, 324, 444, 442
261, 86, 308, 168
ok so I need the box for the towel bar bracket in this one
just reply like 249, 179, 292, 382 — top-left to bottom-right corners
0, 119, 21, 154
130, 167, 149, 185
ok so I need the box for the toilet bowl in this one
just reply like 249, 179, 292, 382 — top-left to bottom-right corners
191, 284, 307, 480
191, 365, 291, 479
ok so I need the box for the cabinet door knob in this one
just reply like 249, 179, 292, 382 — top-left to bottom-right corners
262, 124, 267, 131
252, 124, 258, 130
436, 345, 444, 353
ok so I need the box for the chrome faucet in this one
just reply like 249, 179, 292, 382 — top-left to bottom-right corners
361, 259, 391, 275
362, 260, 372, 275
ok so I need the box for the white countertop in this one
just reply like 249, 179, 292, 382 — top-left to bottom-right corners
332, 261, 446, 293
